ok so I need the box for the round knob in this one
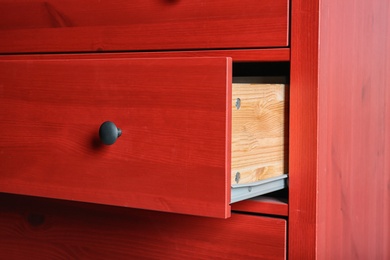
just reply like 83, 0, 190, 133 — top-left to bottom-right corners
99, 121, 122, 145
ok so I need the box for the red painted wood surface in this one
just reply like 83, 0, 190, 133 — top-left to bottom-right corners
290, 0, 390, 258
232, 196, 288, 216
0, 48, 290, 63
0, 0, 289, 53
0, 56, 232, 218
0, 193, 287, 260
288, 0, 319, 258
316, 0, 390, 258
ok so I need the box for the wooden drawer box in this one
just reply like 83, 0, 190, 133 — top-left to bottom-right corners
0, 0, 289, 53
0, 56, 287, 218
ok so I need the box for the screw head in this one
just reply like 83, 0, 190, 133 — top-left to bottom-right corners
235, 172, 241, 184
235, 98, 241, 110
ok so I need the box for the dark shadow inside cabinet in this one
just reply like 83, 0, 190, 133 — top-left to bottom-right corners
233, 62, 290, 82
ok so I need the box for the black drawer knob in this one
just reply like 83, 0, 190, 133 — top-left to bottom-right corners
99, 121, 122, 145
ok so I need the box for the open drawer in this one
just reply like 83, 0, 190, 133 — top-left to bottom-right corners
0, 56, 287, 218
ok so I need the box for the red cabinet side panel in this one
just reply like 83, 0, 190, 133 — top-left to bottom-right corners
290, 0, 390, 258
317, 0, 390, 258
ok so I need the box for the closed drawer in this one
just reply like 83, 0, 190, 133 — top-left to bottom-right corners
0, 0, 289, 53
0, 56, 287, 218
0, 193, 287, 259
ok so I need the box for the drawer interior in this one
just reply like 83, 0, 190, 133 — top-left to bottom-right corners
231, 79, 288, 203
231, 62, 289, 203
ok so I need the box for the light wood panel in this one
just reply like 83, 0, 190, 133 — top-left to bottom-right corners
231, 83, 288, 184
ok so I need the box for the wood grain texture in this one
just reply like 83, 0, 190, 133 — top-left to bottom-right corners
0, 56, 232, 218
316, 0, 390, 258
0, 0, 289, 53
288, 0, 320, 258
290, 0, 390, 258
0, 193, 287, 260
232, 196, 288, 216
0, 48, 290, 62
231, 83, 287, 184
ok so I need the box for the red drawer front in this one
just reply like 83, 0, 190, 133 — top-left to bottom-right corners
0, 56, 232, 218
0, 0, 289, 53
0, 193, 287, 259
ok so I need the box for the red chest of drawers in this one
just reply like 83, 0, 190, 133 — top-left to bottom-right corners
0, 0, 389, 259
